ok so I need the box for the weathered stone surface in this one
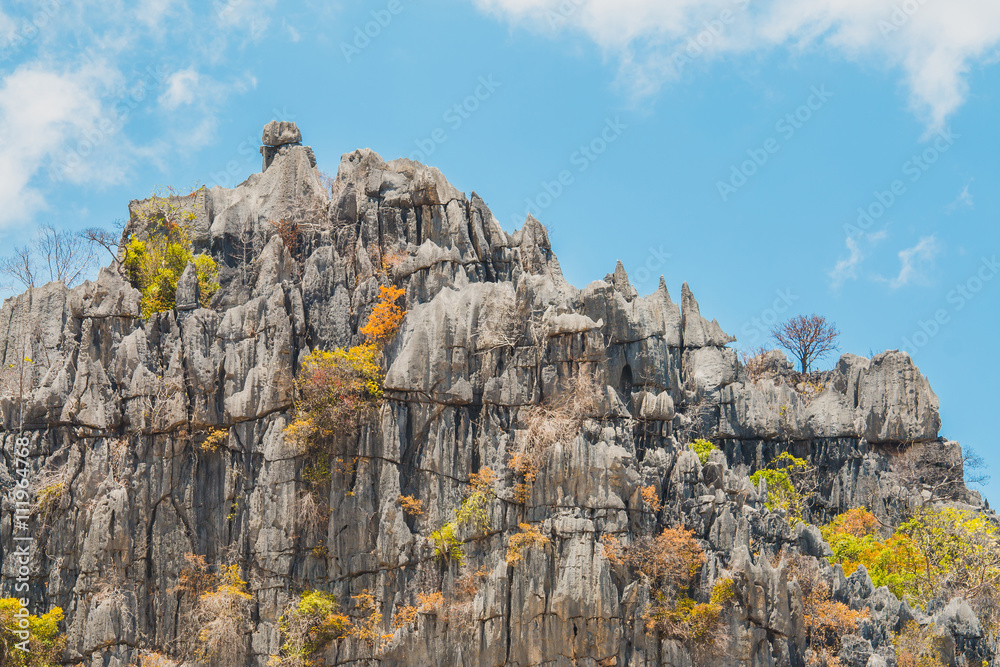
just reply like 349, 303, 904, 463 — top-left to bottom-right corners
0, 122, 990, 667
262, 120, 302, 147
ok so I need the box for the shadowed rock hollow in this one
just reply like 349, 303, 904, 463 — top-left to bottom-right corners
0, 122, 993, 667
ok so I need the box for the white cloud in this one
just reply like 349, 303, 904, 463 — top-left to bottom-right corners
471, 0, 1000, 127
159, 68, 201, 109
829, 228, 887, 289
890, 235, 940, 288
215, 0, 278, 40
947, 181, 974, 211
0, 61, 121, 228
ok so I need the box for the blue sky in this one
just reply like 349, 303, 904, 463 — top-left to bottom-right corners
1, 0, 997, 505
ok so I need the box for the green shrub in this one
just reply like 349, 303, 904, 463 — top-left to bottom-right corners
123, 194, 218, 318
430, 522, 463, 565
750, 452, 811, 523
689, 439, 717, 465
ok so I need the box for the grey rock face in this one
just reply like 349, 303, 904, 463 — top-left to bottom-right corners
0, 123, 991, 667
175, 262, 200, 311
262, 120, 303, 147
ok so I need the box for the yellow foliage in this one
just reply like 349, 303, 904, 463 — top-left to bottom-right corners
506, 523, 550, 565
392, 605, 418, 630
0, 598, 65, 667
894, 621, 947, 667
201, 428, 228, 453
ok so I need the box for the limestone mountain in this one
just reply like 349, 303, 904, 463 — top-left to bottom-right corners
0, 122, 994, 667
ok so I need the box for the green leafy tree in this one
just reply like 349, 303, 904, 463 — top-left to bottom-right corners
123, 192, 218, 317
750, 452, 813, 523
0, 599, 65, 667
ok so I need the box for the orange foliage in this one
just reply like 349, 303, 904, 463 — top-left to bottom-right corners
509, 452, 538, 504
628, 527, 705, 586
359, 285, 406, 346
640, 485, 662, 513
397, 495, 424, 517
469, 467, 497, 494
416, 591, 444, 614
600, 534, 625, 566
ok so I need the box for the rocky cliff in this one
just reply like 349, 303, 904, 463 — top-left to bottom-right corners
0, 122, 993, 667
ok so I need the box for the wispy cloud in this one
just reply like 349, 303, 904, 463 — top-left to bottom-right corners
0, 1, 279, 230
0, 61, 122, 227
889, 235, 941, 289
829, 229, 887, 290
471, 0, 1000, 128
947, 181, 974, 212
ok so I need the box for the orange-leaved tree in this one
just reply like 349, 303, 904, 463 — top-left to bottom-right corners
286, 283, 406, 464
359, 285, 406, 346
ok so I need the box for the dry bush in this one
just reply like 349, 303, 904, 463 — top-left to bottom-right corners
397, 495, 424, 517
893, 621, 947, 667
785, 556, 867, 661
628, 527, 705, 585
194, 565, 253, 666
600, 534, 625, 566
134, 651, 181, 667
455, 566, 490, 600
108, 436, 131, 484
510, 371, 602, 503
33, 466, 70, 527
475, 284, 519, 351
269, 219, 300, 258
380, 249, 408, 279
416, 591, 444, 614
296, 491, 330, 536
741, 345, 774, 384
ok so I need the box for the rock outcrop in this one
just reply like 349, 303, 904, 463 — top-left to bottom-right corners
0, 122, 992, 667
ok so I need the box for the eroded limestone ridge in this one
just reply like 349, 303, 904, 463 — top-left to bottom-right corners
0, 121, 993, 667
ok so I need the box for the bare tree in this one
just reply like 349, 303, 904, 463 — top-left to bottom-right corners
771, 314, 840, 374
0, 223, 97, 290
81, 219, 126, 273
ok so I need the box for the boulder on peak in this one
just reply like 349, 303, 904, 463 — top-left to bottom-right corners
261, 121, 305, 171
261, 120, 302, 147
